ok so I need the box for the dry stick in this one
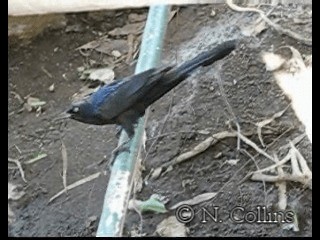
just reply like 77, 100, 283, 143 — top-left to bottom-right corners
274, 154, 287, 210
290, 142, 312, 176
237, 132, 275, 162
160, 130, 255, 170
241, 149, 267, 206
251, 144, 312, 188
251, 172, 309, 183
257, 105, 290, 147
41, 66, 53, 78
49, 172, 102, 203
126, 34, 135, 64
237, 127, 291, 186
61, 140, 68, 190
207, 126, 291, 203
252, 151, 291, 174
279, 133, 306, 151
226, 0, 312, 46
14, 145, 22, 154
10, 91, 24, 105
146, 130, 210, 141
8, 158, 27, 183
290, 147, 300, 176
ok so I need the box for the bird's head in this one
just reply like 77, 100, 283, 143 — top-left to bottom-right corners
66, 100, 97, 124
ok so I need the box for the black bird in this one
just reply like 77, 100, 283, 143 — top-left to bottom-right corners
67, 40, 236, 137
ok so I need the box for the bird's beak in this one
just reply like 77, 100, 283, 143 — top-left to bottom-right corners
53, 110, 72, 121
66, 106, 73, 114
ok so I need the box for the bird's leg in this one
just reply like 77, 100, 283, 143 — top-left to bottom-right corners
109, 140, 130, 165
108, 115, 137, 169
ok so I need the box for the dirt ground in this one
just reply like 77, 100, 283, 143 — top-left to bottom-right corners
8, 3, 312, 237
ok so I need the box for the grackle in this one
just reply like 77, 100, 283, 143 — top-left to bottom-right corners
66, 40, 236, 138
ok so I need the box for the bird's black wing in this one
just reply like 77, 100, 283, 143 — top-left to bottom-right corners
95, 66, 173, 120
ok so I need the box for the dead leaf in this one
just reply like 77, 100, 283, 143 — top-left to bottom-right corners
261, 52, 286, 71
168, 9, 178, 22
108, 22, 145, 36
128, 194, 167, 213
24, 153, 47, 164
111, 50, 122, 58
24, 97, 46, 112
267, 47, 312, 142
96, 39, 128, 55
48, 83, 55, 92
8, 183, 25, 224
8, 183, 25, 201
65, 24, 83, 33
149, 167, 162, 180
282, 211, 299, 232
88, 68, 115, 84
23, 102, 33, 112
170, 192, 217, 210
128, 13, 147, 23
156, 216, 188, 237
72, 85, 100, 101
226, 159, 240, 166
76, 38, 106, 51
198, 129, 210, 135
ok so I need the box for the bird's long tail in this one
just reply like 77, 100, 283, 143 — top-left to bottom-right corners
143, 40, 237, 107
165, 39, 237, 82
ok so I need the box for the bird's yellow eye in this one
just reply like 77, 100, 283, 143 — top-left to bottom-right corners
73, 106, 79, 113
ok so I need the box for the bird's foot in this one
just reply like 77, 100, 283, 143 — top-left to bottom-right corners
108, 140, 130, 169
115, 125, 122, 139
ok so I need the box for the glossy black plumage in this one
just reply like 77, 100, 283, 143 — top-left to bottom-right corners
67, 40, 236, 137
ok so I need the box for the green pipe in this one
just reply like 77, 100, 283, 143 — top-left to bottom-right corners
96, 5, 170, 237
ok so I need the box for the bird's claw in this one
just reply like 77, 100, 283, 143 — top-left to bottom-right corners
108, 140, 130, 169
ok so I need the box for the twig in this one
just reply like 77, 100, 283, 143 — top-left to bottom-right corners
126, 34, 135, 64
204, 126, 298, 205
49, 172, 102, 203
251, 172, 307, 183
161, 130, 255, 171
240, 149, 267, 205
24, 153, 47, 165
275, 154, 287, 210
8, 158, 27, 182
146, 130, 210, 141
61, 140, 68, 190
252, 151, 291, 174
226, 0, 312, 46
41, 66, 53, 78
257, 105, 290, 147
237, 132, 275, 162
279, 133, 306, 151
251, 143, 312, 189
290, 142, 312, 176
14, 145, 22, 154
10, 91, 24, 105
